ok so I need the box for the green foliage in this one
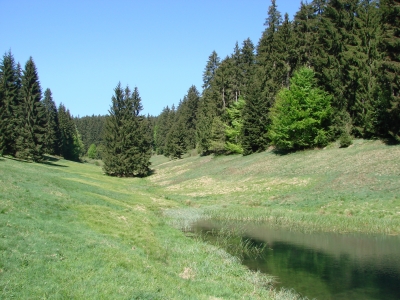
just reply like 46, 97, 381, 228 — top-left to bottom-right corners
381, 0, 400, 141
42, 88, 61, 155
87, 143, 97, 159
224, 97, 245, 154
58, 104, 81, 161
339, 132, 353, 148
103, 84, 151, 177
196, 89, 218, 155
210, 116, 226, 154
241, 67, 269, 155
16, 57, 46, 162
0, 51, 20, 156
268, 67, 332, 150
202, 50, 220, 90
74, 114, 106, 153
165, 118, 187, 159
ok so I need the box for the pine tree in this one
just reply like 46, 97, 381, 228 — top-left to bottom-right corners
165, 115, 187, 159
242, 0, 282, 155
0, 51, 20, 156
349, 0, 383, 137
381, 0, 400, 141
42, 88, 61, 154
196, 89, 218, 154
202, 51, 220, 90
213, 57, 232, 111
58, 103, 80, 161
16, 57, 46, 161
103, 84, 151, 176
181, 85, 200, 149
230, 42, 242, 102
313, 0, 357, 137
293, 1, 318, 68
154, 106, 172, 155
241, 67, 269, 155
239, 38, 255, 97
210, 116, 226, 154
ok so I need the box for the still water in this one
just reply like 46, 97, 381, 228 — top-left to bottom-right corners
192, 220, 400, 300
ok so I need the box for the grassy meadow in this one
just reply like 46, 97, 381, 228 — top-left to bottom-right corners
0, 156, 281, 299
150, 140, 400, 235
1, 139, 399, 299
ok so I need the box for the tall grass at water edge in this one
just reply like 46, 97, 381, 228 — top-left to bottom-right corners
151, 140, 400, 235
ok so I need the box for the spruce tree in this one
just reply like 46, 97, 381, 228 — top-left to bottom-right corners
241, 68, 269, 155
242, 0, 282, 155
165, 115, 187, 159
293, 1, 318, 68
381, 0, 400, 141
202, 51, 220, 90
239, 38, 255, 97
58, 103, 80, 161
210, 116, 226, 154
103, 84, 151, 176
313, 0, 357, 138
16, 57, 46, 161
154, 106, 172, 155
42, 88, 61, 154
181, 85, 200, 149
196, 89, 218, 154
0, 51, 20, 156
213, 57, 232, 111
349, 0, 383, 137
230, 42, 242, 102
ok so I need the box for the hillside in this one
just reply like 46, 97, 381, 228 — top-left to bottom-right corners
1, 139, 399, 299
150, 140, 400, 235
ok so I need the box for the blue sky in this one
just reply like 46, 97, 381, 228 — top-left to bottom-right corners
2, 0, 302, 117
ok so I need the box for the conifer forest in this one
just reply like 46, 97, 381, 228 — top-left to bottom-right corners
1, 0, 399, 174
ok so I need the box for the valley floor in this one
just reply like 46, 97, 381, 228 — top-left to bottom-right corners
0, 139, 398, 299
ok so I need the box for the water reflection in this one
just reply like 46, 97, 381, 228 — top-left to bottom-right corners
192, 220, 400, 300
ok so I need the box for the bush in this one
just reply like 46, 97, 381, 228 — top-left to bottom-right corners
339, 132, 352, 148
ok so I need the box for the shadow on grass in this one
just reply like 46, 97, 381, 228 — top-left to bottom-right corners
41, 161, 68, 167
135, 169, 156, 178
271, 148, 296, 156
41, 155, 69, 167
382, 137, 400, 146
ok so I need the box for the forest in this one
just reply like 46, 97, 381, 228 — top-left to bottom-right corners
1, 0, 399, 171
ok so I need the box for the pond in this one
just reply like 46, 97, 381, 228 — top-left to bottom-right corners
192, 220, 400, 300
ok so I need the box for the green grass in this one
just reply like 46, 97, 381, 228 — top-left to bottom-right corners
149, 139, 400, 235
1, 139, 398, 299
0, 157, 283, 299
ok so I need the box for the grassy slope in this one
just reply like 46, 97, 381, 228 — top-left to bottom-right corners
150, 140, 400, 234
1, 139, 398, 299
0, 157, 276, 299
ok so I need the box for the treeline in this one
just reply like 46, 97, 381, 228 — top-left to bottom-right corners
74, 115, 106, 157
153, 0, 399, 157
0, 52, 84, 162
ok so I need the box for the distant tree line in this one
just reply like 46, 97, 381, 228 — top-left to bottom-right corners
0, 52, 83, 162
154, 0, 400, 157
